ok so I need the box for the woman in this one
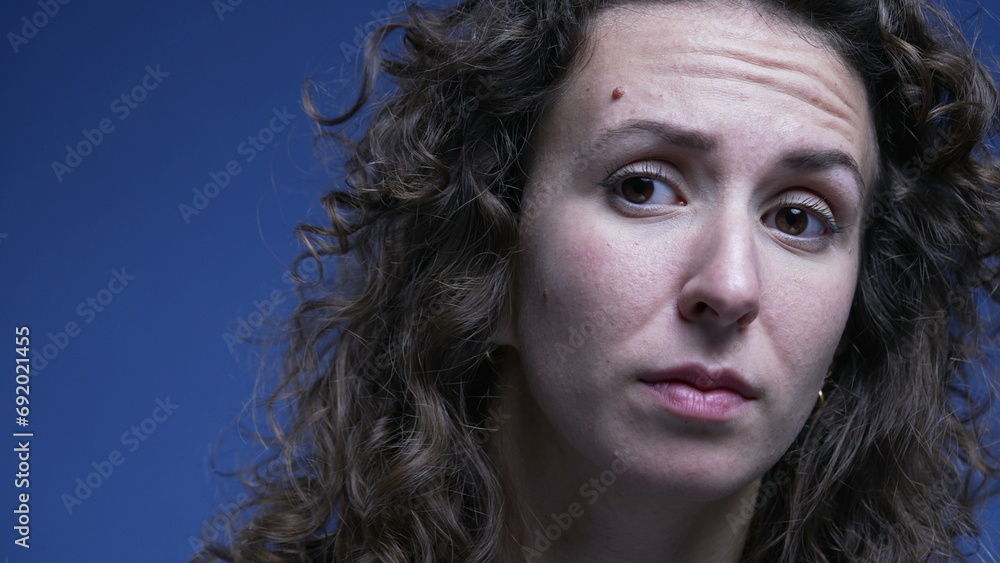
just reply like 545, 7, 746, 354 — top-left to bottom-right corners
195, 0, 1000, 560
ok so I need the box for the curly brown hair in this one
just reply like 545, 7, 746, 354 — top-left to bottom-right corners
193, 0, 1000, 561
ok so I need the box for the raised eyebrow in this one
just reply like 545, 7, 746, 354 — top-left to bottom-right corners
577, 119, 716, 164
778, 149, 867, 199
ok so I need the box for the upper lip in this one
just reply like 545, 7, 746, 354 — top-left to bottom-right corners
639, 363, 758, 400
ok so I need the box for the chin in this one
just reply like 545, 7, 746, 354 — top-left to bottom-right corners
623, 453, 767, 503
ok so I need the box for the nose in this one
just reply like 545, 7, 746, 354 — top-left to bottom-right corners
677, 215, 761, 329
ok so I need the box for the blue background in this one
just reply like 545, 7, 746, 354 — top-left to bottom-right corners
0, 0, 997, 561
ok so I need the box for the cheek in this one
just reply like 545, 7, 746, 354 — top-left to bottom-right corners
760, 258, 856, 388
515, 202, 675, 363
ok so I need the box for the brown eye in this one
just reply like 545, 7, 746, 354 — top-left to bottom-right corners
605, 163, 683, 209
775, 207, 807, 235
763, 204, 831, 239
620, 177, 656, 204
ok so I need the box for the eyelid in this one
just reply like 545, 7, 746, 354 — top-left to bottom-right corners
770, 192, 844, 235
600, 160, 686, 212
600, 161, 682, 193
604, 161, 660, 182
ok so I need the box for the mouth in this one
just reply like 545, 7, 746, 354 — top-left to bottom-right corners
639, 363, 757, 421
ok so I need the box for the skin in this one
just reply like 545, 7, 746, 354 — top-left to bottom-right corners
494, 2, 876, 561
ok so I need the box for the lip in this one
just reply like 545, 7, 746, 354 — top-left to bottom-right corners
639, 363, 757, 421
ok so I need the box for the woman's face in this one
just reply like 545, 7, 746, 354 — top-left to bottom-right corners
502, 1, 875, 499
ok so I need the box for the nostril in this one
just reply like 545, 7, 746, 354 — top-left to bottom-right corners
736, 309, 759, 328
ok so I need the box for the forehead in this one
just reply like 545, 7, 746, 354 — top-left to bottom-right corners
542, 1, 876, 186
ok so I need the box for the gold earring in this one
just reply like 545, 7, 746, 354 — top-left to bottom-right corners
812, 368, 833, 416
810, 388, 826, 418
485, 346, 504, 365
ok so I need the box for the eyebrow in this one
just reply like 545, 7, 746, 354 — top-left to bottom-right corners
779, 149, 867, 199
579, 119, 866, 198
579, 119, 716, 163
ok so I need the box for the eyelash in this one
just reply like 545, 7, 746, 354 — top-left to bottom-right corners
771, 194, 844, 235
600, 162, 673, 193
600, 162, 845, 235
599, 162, 685, 211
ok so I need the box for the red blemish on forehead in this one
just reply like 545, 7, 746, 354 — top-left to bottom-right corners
612, 87, 625, 100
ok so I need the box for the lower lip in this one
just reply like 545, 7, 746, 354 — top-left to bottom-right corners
642, 381, 753, 422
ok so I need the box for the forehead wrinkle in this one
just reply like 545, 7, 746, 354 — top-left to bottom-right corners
654, 48, 864, 134
597, 3, 867, 106
552, 3, 877, 184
